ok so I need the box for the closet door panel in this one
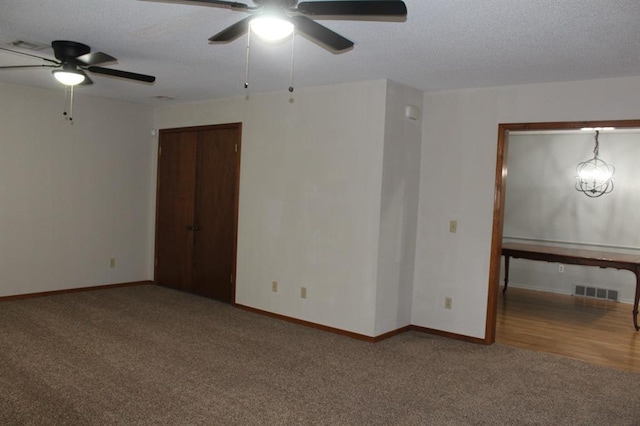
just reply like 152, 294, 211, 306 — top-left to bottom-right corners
193, 127, 239, 302
155, 132, 197, 292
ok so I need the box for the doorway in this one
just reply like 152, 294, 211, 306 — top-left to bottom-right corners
154, 123, 242, 303
486, 119, 640, 345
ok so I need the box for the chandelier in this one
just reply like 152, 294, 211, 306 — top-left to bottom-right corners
575, 130, 615, 198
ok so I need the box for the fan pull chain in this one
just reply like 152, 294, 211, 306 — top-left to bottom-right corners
289, 30, 295, 93
62, 85, 69, 118
244, 27, 251, 90
62, 85, 74, 124
68, 84, 74, 123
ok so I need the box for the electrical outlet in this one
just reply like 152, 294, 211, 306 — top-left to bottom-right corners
109, 258, 116, 268
449, 220, 457, 233
301, 287, 307, 299
444, 297, 452, 310
559, 264, 565, 273
272, 281, 278, 292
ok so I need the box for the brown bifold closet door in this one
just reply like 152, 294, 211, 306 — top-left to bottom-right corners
155, 123, 241, 303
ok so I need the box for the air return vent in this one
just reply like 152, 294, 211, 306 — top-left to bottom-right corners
574, 285, 618, 301
7, 39, 49, 51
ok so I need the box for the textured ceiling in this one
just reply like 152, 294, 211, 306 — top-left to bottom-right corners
1, 0, 639, 106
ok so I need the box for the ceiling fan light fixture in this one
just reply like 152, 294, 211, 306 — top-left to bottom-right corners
250, 16, 294, 42
52, 69, 85, 86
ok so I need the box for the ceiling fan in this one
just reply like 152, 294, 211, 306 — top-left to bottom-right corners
151, 0, 408, 53
0, 40, 156, 86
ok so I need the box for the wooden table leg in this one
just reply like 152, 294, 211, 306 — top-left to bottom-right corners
503, 255, 510, 293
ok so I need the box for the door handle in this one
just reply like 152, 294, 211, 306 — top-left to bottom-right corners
185, 225, 200, 231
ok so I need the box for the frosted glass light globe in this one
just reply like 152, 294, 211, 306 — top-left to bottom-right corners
251, 17, 294, 42
53, 70, 85, 86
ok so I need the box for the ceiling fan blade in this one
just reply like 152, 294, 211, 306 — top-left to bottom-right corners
176, 0, 250, 11
297, 1, 407, 17
290, 16, 353, 53
77, 69, 94, 85
87, 66, 156, 83
0, 46, 59, 65
76, 51, 117, 66
208, 16, 252, 43
0, 64, 58, 70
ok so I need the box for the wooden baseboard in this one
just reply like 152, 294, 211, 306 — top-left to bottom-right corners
373, 325, 413, 342
236, 304, 380, 342
236, 304, 484, 345
0, 281, 152, 302
409, 324, 488, 345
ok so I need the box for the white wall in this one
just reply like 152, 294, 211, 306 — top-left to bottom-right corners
503, 131, 640, 301
413, 76, 640, 339
11, 73, 639, 341
154, 81, 388, 336
0, 82, 155, 297
374, 81, 423, 335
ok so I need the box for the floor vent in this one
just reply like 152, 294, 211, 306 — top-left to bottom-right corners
574, 285, 618, 301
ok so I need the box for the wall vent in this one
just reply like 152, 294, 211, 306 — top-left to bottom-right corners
574, 285, 618, 301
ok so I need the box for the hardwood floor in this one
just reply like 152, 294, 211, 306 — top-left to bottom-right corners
496, 287, 640, 373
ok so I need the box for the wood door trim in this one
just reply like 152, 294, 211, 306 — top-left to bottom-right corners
485, 119, 640, 344
160, 123, 242, 134
231, 125, 242, 304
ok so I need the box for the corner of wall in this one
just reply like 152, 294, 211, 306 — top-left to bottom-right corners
374, 81, 424, 336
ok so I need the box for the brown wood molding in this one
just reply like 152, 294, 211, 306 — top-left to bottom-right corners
236, 304, 380, 342
236, 304, 484, 344
485, 123, 509, 344
495, 119, 640, 132
372, 326, 413, 342
410, 325, 486, 345
0, 281, 152, 302
159, 122, 243, 134
231, 125, 242, 304
486, 119, 640, 345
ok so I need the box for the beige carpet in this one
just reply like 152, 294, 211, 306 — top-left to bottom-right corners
1, 284, 638, 425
